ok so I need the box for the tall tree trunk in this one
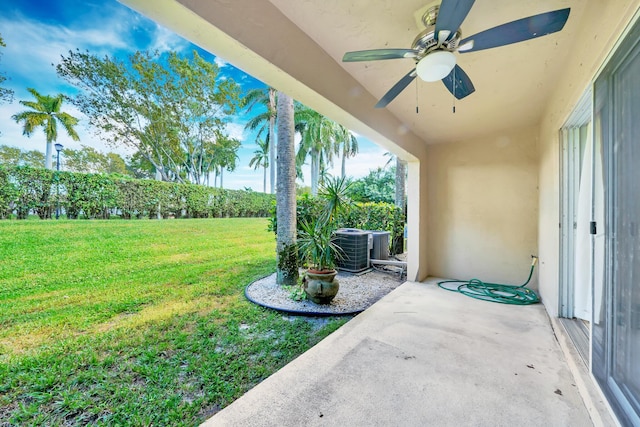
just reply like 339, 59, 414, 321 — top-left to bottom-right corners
341, 149, 346, 178
269, 88, 276, 194
263, 165, 267, 193
392, 158, 407, 255
395, 158, 406, 212
220, 169, 224, 189
45, 140, 53, 170
311, 149, 320, 196
276, 91, 298, 286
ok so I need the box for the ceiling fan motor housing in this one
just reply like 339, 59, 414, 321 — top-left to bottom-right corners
412, 5, 461, 59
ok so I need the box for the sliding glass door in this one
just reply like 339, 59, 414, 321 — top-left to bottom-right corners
593, 18, 640, 426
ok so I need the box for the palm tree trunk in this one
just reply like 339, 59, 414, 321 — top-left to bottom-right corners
45, 140, 53, 170
263, 165, 267, 193
275, 91, 298, 286
395, 158, 406, 212
220, 169, 224, 189
311, 149, 320, 196
269, 88, 276, 194
341, 149, 346, 178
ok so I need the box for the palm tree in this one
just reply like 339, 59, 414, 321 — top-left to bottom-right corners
244, 87, 277, 194
249, 137, 269, 193
213, 136, 240, 189
12, 88, 80, 169
384, 152, 407, 212
335, 126, 359, 178
276, 91, 298, 286
295, 105, 339, 196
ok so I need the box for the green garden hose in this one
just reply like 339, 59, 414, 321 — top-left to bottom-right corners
437, 256, 540, 305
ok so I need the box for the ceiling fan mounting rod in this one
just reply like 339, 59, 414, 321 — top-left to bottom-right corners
412, 5, 461, 60
421, 5, 439, 27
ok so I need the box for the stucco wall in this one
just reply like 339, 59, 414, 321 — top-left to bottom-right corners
537, 0, 639, 316
407, 160, 430, 282
426, 126, 539, 286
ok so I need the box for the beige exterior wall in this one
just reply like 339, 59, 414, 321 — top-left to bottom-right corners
426, 126, 539, 286
407, 160, 430, 281
537, 0, 639, 316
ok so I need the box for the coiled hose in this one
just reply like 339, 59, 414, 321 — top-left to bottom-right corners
437, 256, 540, 305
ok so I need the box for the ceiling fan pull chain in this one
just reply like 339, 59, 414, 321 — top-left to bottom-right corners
415, 80, 419, 114
452, 67, 456, 114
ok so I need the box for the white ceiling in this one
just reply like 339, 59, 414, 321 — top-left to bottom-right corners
269, 0, 582, 144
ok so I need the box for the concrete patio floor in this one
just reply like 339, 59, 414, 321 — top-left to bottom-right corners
204, 279, 597, 426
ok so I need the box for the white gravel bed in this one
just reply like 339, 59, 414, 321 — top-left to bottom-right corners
245, 269, 405, 315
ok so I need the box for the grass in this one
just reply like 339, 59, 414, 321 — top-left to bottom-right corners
0, 219, 348, 426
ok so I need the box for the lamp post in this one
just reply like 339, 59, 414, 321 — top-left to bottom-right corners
55, 143, 63, 220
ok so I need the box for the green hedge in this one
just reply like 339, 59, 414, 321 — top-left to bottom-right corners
270, 194, 406, 255
0, 165, 274, 220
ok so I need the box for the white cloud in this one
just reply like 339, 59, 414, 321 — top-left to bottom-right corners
148, 24, 191, 53
214, 57, 228, 68
1, 17, 129, 88
225, 122, 246, 142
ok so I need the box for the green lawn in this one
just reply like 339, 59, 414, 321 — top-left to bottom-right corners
0, 219, 347, 426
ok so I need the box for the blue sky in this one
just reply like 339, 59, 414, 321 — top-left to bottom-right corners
0, 0, 388, 191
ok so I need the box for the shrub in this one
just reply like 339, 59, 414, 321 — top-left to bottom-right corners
0, 165, 18, 219
271, 194, 405, 256
0, 166, 274, 220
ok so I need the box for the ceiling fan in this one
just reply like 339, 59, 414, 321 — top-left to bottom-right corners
342, 1, 571, 108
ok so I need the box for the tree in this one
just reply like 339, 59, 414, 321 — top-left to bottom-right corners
20, 150, 46, 168
395, 159, 407, 212
0, 145, 21, 165
276, 91, 298, 286
105, 152, 128, 175
11, 88, 80, 169
127, 151, 155, 179
244, 87, 277, 193
335, 126, 359, 178
62, 145, 127, 174
348, 166, 395, 204
0, 145, 45, 167
213, 136, 240, 188
57, 49, 241, 183
295, 104, 339, 196
249, 138, 269, 193
384, 152, 407, 211
0, 34, 14, 105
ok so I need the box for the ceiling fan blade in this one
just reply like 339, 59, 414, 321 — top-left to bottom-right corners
343, 49, 418, 62
459, 8, 571, 53
435, 0, 476, 40
441, 65, 475, 100
375, 69, 417, 108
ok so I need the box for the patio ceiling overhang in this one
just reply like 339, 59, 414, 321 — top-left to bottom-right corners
120, 0, 585, 159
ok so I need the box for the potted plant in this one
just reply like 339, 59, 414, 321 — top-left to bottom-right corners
297, 177, 352, 304
298, 217, 341, 303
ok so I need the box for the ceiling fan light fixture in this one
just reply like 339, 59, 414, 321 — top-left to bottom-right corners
416, 50, 456, 82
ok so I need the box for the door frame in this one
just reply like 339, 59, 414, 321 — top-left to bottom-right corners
559, 89, 592, 320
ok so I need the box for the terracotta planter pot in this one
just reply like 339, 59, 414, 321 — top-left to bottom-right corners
304, 269, 339, 304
